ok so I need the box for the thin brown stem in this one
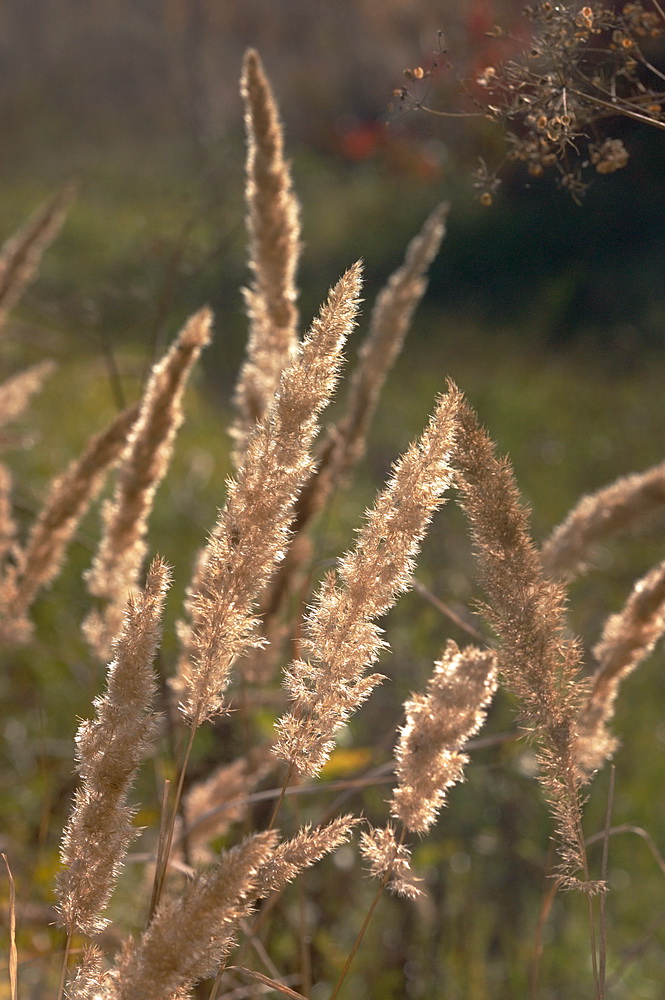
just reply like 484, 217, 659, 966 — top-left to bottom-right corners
567, 86, 665, 131
585, 824, 665, 877
598, 767, 615, 999
268, 761, 295, 830
328, 873, 390, 1000
56, 930, 73, 1000
2, 854, 18, 1000
149, 720, 198, 920
529, 866, 563, 1000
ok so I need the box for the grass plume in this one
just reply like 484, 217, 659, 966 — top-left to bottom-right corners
57, 558, 171, 936
453, 398, 592, 887
179, 263, 362, 727
233, 48, 301, 461
275, 386, 461, 777
85, 308, 211, 656
0, 183, 76, 330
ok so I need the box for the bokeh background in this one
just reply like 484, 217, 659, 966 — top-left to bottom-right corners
2, 2, 665, 998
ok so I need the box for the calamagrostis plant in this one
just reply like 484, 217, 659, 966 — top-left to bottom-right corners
359, 824, 422, 900
0, 182, 75, 329
233, 48, 301, 461
105, 831, 278, 1000
391, 639, 498, 835
0, 401, 141, 644
85, 308, 212, 656
252, 200, 449, 682
0, 464, 15, 572
541, 457, 665, 580
182, 748, 275, 861
57, 558, 171, 936
0, 360, 56, 634
275, 384, 461, 777
361, 641, 497, 901
453, 399, 591, 887
288, 200, 450, 540
0, 359, 55, 432
329, 200, 449, 479
65, 944, 106, 1000
9, 44, 664, 1000
577, 557, 665, 775
254, 816, 358, 896
179, 263, 362, 726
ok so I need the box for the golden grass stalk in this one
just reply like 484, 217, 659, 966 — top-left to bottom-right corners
329, 200, 449, 478
577, 558, 665, 776
179, 263, 362, 727
391, 640, 497, 835
0, 183, 76, 329
359, 824, 421, 899
254, 816, 358, 896
85, 308, 212, 656
0, 360, 55, 430
65, 944, 106, 1000
252, 204, 450, 666
232, 48, 301, 462
57, 558, 171, 936
541, 458, 665, 579
453, 399, 592, 887
1, 853, 17, 1000
274, 384, 461, 778
0, 401, 140, 644
106, 830, 278, 1000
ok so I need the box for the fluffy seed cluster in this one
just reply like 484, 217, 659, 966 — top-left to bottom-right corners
359, 824, 421, 900
275, 386, 461, 776
85, 309, 212, 657
57, 559, 171, 935
577, 558, 665, 775
179, 264, 362, 725
105, 831, 278, 1000
391, 640, 498, 834
453, 400, 591, 887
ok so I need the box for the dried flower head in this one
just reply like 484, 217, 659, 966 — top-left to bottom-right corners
359, 824, 421, 899
275, 385, 461, 776
179, 263, 362, 726
391, 641, 498, 834
57, 559, 171, 935
233, 48, 301, 463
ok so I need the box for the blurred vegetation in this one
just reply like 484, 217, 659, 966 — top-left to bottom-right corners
1, 3, 665, 999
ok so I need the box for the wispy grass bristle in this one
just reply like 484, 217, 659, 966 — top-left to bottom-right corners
275, 385, 461, 777
233, 48, 301, 462
85, 308, 212, 656
57, 558, 171, 936
179, 263, 362, 727
0, 182, 76, 330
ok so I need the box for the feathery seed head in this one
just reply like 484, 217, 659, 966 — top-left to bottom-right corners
391, 640, 498, 834
179, 264, 362, 726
